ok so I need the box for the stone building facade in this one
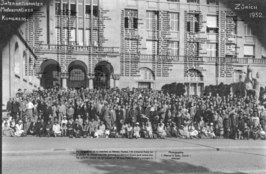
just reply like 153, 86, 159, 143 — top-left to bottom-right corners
2, 0, 266, 107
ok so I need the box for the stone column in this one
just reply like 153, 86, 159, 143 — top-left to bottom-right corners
87, 74, 95, 89
61, 72, 69, 90
110, 78, 114, 88
113, 74, 120, 88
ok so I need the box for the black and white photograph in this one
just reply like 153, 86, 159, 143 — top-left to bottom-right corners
1, 0, 266, 173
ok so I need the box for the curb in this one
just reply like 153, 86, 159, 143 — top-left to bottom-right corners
3, 146, 266, 156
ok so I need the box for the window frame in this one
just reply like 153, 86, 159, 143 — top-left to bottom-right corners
168, 41, 179, 56
244, 45, 255, 58
146, 11, 158, 31
169, 12, 179, 32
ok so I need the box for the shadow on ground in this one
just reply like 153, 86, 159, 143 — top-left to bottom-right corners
76, 153, 247, 174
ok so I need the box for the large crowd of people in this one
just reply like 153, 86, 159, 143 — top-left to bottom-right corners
2, 87, 266, 140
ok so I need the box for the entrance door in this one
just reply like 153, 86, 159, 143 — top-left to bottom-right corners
40, 60, 61, 89
94, 61, 114, 89
138, 82, 151, 89
68, 60, 88, 89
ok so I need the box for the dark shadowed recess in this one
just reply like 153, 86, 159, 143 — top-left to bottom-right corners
220, 0, 266, 48
75, 153, 247, 174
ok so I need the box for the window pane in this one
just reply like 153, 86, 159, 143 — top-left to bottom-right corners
63, 3, 68, 15
93, 6, 98, 17
244, 45, 254, 56
71, 4, 76, 16
70, 29, 76, 42
78, 29, 83, 45
207, 16, 217, 28
78, 4, 83, 16
55, 2, 61, 15
85, 29, 90, 45
85, 5, 91, 16
207, 43, 217, 57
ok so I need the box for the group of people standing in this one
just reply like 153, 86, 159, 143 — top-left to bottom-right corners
2, 87, 266, 140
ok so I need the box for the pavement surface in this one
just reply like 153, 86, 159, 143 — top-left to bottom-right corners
2, 137, 266, 174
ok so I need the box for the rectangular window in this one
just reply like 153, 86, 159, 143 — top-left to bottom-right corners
187, 0, 199, 3
62, 28, 68, 44
125, 9, 138, 29
207, 15, 218, 33
146, 40, 158, 55
168, 41, 179, 56
78, 4, 83, 17
69, 29, 76, 42
71, 4, 76, 16
226, 16, 237, 35
167, 0, 179, 2
63, 3, 68, 15
146, 11, 158, 30
133, 18, 138, 29
93, 6, 98, 17
244, 24, 252, 35
187, 21, 190, 32
207, 43, 217, 57
78, 29, 83, 45
207, 16, 217, 28
55, 28, 59, 43
85, 5, 91, 17
55, 2, 61, 15
207, 0, 218, 5
195, 21, 199, 32
226, 44, 236, 57
85, 29, 90, 45
244, 45, 255, 57
169, 12, 179, 32
125, 17, 129, 28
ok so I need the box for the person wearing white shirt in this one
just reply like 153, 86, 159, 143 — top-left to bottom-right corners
26, 99, 34, 120
53, 121, 61, 137
15, 120, 24, 137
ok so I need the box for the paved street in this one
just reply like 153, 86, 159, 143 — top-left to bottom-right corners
2, 137, 266, 174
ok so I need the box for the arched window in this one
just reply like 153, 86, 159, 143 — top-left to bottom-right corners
69, 69, 85, 81
186, 69, 203, 82
139, 67, 155, 80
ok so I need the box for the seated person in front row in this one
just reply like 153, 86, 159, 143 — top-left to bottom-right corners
133, 122, 141, 139
157, 122, 166, 139
15, 120, 25, 137
73, 120, 83, 138
120, 122, 127, 138
2, 122, 14, 137
61, 116, 68, 137
45, 120, 53, 137
53, 120, 62, 137
94, 121, 106, 138
82, 120, 90, 138
67, 118, 74, 138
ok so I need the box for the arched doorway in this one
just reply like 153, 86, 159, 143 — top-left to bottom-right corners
40, 59, 61, 89
94, 61, 114, 89
68, 60, 87, 89
137, 67, 155, 89
185, 69, 204, 96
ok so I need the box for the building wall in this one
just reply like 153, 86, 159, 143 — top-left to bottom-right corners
2, 34, 40, 110
4, 0, 266, 99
